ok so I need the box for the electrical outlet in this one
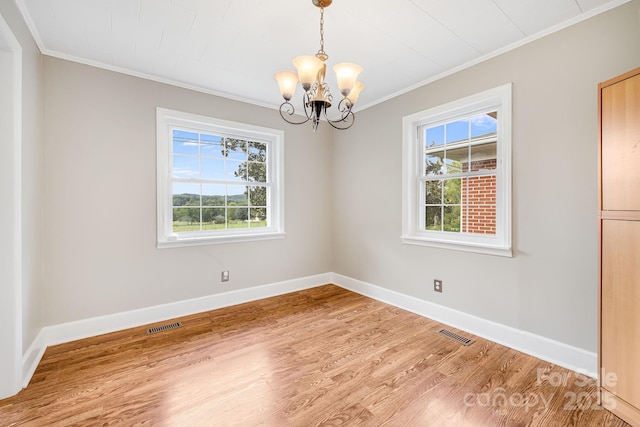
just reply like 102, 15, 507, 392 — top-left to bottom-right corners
434, 279, 443, 293
221, 270, 230, 282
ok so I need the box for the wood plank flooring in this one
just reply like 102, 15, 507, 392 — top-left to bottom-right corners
0, 285, 630, 426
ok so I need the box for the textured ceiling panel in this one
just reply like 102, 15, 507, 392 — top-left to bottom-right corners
492, 0, 582, 35
412, 0, 524, 54
17, 0, 629, 110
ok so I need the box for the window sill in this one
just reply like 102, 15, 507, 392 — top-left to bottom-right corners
158, 231, 286, 249
401, 235, 512, 257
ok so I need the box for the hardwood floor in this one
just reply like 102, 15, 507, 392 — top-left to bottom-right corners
0, 285, 629, 426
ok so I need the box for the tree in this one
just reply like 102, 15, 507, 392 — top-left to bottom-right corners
222, 137, 268, 221
424, 155, 462, 232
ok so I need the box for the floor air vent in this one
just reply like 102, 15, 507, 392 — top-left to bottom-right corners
147, 322, 182, 335
438, 328, 474, 346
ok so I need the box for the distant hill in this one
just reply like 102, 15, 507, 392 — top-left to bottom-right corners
173, 193, 247, 206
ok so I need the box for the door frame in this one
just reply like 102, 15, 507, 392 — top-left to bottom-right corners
0, 11, 23, 399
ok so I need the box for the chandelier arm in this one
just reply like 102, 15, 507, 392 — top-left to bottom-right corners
323, 109, 355, 130
278, 100, 311, 126
336, 97, 354, 120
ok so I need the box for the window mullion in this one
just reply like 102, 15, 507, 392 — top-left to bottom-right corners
199, 133, 203, 232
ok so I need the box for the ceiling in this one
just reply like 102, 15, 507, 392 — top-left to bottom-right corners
17, 0, 628, 112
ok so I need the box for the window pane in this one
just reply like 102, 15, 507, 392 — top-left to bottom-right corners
470, 143, 497, 171
464, 175, 497, 235
443, 206, 461, 232
445, 145, 469, 173
443, 178, 462, 204
228, 185, 247, 206
173, 207, 200, 232
201, 157, 225, 180
173, 155, 199, 179
202, 184, 225, 206
467, 175, 497, 205
248, 186, 267, 207
248, 141, 267, 162
226, 139, 248, 161
426, 125, 444, 147
446, 119, 469, 144
173, 183, 200, 206
425, 152, 444, 176
425, 180, 442, 205
173, 130, 199, 155
200, 134, 224, 157
444, 157, 463, 174
202, 207, 225, 230
212, 210, 228, 229
226, 160, 246, 181
227, 208, 249, 227
173, 193, 198, 207
464, 204, 496, 235
470, 112, 497, 138
250, 208, 267, 228
247, 162, 266, 182
425, 206, 442, 231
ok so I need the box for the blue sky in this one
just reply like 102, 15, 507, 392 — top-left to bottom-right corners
171, 129, 250, 197
426, 112, 497, 147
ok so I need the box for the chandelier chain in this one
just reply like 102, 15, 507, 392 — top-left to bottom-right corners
316, 7, 328, 61
320, 8, 324, 52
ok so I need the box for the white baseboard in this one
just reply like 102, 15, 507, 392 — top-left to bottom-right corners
20, 271, 597, 392
43, 273, 331, 346
331, 273, 597, 377
19, 273, 330, 389
22, 330, 46, 388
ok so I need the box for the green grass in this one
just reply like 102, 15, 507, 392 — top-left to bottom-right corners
173, 221, 267, 233
425, 224, 461, 232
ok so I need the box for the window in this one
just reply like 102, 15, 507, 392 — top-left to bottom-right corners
402, 84, 512, 256
157, 108, 284, 248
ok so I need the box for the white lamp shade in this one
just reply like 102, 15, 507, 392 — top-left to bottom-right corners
293, 55, 323, 91
274, 70, 298, 100
333, 63, 363, 97
346, 81, 364, 107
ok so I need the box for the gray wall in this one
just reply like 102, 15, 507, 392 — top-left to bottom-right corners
42, 58, 333, 325
332, 1, 640, 352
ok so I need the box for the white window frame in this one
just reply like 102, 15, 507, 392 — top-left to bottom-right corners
402, 84, 512, 257
157, 108, 285, 248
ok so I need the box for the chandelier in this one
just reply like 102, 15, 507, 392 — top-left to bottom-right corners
273, 0, 364, 132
